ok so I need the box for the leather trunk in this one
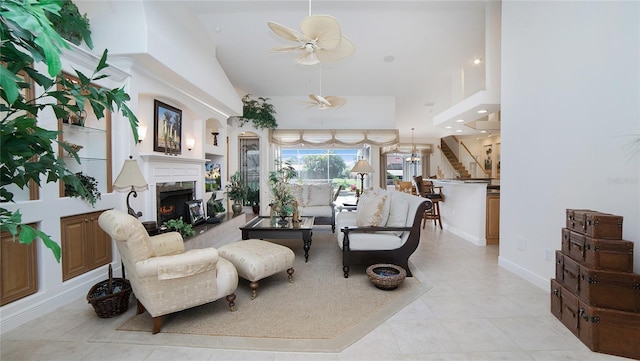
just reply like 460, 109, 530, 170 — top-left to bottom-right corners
577, 264, 640, 312
584, 212, 623, 240
577, 299, 640, 360
566, 209, 623, 239
551, 279, 640, 360
561, 228, 634, 272
566, 209, 593, 234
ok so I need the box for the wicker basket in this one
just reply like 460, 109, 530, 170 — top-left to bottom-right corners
366, 264, 407, 290
86, 265, 132, 318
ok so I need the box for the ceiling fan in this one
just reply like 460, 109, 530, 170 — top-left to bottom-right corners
267, 14, 355, 65
303, 94, 347, 110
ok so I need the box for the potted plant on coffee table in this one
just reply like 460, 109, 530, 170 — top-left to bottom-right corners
225, 171, 246, 215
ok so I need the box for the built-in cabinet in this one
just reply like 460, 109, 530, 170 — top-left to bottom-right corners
60, 210, 112, 281
0, 229, 38, 306
486, 192, 500, 245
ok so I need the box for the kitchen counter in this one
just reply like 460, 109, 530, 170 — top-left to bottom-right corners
432, 179, 499, 246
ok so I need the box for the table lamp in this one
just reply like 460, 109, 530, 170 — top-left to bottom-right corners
113, 156, 148, 218
350, 159, 374, 197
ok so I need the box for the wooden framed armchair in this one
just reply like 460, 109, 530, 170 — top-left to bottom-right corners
336, 190, 430, 278
97, 210, 238, 334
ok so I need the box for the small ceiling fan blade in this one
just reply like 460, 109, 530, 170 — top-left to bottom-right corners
296, 51, 319, 65
269, 45, 303, 53
316, 36, 355, 62
267, 21, 306, 42
324, 96, 347, 108
301, 15, 343, 51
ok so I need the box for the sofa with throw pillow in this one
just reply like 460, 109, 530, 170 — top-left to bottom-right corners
336, 188, 431, 278
287, 183, 341, 232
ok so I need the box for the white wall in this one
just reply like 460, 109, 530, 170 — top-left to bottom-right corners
499, 0, 640, 290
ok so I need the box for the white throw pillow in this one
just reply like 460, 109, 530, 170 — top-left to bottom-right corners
386, 195, 409, 236
289, 183, 306, 207
307, 184, 331, 206
372, 188, 391, 226
356, 190, 387, 227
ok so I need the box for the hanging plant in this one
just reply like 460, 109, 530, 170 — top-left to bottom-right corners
236, 94, 278, 130
46, 0, 92, 47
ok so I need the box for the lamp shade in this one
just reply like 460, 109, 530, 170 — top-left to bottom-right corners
350, 159, 374, 174
113, 159, 148, 192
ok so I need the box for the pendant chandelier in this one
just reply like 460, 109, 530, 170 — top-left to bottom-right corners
405, 128, 420, 163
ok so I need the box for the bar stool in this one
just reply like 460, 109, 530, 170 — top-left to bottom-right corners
413, 176, 444, 229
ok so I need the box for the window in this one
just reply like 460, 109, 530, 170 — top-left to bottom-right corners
280, 148, 359, 188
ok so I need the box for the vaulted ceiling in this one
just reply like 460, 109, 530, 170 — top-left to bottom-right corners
160, 1, 499, 142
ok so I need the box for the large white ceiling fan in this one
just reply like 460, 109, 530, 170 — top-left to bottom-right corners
303, 94, 347, 110
267, 14, 355, 65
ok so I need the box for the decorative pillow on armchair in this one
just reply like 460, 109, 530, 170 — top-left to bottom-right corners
307, 184, 332, 207
355, 190, 388, 227
289, 183, 306, 207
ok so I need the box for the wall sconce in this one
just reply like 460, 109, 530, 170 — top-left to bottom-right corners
137, 125, 147, 143
186, 138, 196, 151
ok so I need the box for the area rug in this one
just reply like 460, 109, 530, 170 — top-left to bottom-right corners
110, 226, 431, 352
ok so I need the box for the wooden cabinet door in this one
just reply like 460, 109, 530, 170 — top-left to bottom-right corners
61, 210, 112, 281
61, 214, 89, 281
88, 212, 111, 268
486, 193, 500, 245
1, 229, 38, 306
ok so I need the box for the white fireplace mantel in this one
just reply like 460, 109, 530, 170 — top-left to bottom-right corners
139, 153, 208, 222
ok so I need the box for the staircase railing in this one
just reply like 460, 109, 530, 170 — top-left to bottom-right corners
460, 142, 490, 178
436, 145, 459, 179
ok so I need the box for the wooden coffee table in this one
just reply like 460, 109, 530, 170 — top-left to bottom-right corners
240, 216, 315, 262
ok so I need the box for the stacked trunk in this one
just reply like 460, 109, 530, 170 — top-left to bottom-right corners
551, 209, 640, 360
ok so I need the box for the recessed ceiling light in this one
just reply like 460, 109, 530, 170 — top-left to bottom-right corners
456, 130, 462, 133
383, 55, 395, 63
455, 119, 464, 123
477, 109, 488, 114
445, 126, 452, 129
480, 130, 487, 133
473, 58, 482, 65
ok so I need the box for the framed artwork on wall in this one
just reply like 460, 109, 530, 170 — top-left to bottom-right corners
205, 163, 221, 192
153, 99, 182, 154
185, 199, 205, 225
483, 144, 493, 172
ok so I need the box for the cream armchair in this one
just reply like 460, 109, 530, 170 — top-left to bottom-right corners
98, 210, 238, 334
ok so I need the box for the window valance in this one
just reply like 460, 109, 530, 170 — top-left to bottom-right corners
270, 129, 399, 147
381, 143, 433, 154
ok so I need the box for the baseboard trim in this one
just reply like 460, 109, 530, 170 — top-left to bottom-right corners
498, 255, 549, 292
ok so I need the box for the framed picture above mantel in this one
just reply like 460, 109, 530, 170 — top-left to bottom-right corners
153, 100, 182, 154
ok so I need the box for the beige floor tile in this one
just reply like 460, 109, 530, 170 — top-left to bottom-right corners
439, 318, 521, 352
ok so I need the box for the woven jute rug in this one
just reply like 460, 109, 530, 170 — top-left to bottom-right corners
110, 226, 431, 352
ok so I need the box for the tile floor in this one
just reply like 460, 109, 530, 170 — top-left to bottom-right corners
0, 225, 628, 361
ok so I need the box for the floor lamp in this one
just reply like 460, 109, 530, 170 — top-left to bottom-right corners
350, 159, 374, 198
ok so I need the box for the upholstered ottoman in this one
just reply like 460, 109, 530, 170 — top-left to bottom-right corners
218, 240, 295, 299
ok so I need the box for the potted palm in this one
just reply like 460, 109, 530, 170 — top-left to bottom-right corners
225, 172, 246, 215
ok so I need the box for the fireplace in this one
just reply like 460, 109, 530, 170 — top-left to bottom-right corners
156, 181, 195, 225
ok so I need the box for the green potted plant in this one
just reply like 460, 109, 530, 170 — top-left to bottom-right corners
236, 94, 278, 130
268, 161, 297, 224
63, 172, 101, 205
225, 171, 246, 215
162, 217, 196, 238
